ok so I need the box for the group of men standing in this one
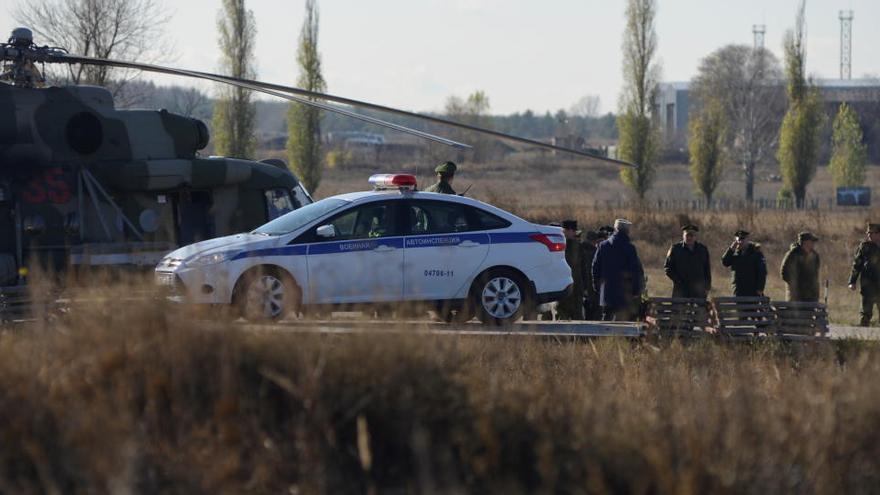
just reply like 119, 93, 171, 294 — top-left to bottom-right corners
557, 218, 644, 321
556, 219, 880, 326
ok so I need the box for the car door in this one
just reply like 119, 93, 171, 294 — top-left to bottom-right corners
304, 200, 404, 304
402, 200, 490, 301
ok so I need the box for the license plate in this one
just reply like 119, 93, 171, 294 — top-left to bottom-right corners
156, 272, 176, 286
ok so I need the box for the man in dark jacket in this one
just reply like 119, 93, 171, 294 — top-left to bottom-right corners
591, 219, 644, 321
721, 230, 767, 297
664, 224, 711, 299
556, 220, 584, 320
848, 223, 880, 326
780, 231, 821, 302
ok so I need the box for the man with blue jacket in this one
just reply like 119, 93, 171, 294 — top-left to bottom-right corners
591, 219, 645, 321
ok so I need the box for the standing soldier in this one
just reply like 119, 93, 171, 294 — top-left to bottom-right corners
425, 161, 457, 194
721, 230, 767, 297
848, 223, 880, 326
557, 220, 584, 320
581, 230, 603, 320
780, 231, 821, 302
663, 225, 711, 299
592, 219, 644, 321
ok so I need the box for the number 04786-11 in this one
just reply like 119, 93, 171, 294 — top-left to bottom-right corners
424, 269, 453, 277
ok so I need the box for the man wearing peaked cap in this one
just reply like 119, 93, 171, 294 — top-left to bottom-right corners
664, 224, 711, 299
581, 231, 604, 320
425, 161, 457, 194
721, 229, 767, 297
781, 231, 821, 302
848, 223, 880, 326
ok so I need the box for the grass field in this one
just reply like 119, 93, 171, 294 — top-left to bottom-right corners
4, 159, 880, 492
2, 291, 880, 493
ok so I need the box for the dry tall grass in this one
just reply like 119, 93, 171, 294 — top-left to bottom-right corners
2, 288, 880, 493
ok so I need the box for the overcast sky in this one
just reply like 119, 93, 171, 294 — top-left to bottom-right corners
2, 0, 877, 114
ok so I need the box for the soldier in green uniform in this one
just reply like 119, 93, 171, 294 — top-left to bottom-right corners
781, 231, 821, 302
848, 224, 880, 326
556, 220, 585, 320
581, 230, 604, 320
721, 230, 767, 297
663, 224, 711, 299
425, 161, 457, 194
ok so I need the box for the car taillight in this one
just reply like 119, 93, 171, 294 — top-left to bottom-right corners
529, 233, 566, 252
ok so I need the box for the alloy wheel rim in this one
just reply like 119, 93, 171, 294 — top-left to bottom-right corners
246, 275, 285, 318
481, 276, 521, 319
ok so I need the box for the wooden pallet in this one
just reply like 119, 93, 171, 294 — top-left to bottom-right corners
647, 297, 711, 336
0, 286, 31, 323
772, 301, 829, 338
711, 296, 776, 336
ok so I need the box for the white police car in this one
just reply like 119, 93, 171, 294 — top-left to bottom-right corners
155, 174, 572, 324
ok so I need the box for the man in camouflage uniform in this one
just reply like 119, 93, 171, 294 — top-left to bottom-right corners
581, 230, 605, 320
425, 161, 457, 194
780, 232, 821, 302
663, 224, 711, 299
721, 230, 767, 297
848, 224, 880, 326
556, 220, 585, 320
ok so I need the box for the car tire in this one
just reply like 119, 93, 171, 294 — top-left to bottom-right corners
472, 269, 532, 326
235, 268, 299, 322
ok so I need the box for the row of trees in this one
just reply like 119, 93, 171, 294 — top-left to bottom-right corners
620, 0, 869, 208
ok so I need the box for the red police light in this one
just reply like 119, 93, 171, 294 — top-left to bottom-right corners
369, 174, 417, 190
529, 233, 566, 252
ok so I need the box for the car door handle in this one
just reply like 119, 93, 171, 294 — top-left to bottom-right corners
459, 241, 480, 247
374, 245, 396, 252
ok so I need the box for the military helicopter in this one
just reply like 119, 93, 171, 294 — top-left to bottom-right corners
0, 27, 633, 297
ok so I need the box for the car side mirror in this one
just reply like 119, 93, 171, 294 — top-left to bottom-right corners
316, 224, 337, 239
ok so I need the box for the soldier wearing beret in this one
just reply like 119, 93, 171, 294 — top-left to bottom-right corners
848, 223, 880, 326
781, 231, 821, 302
556, 219, 585, 320
664, 224, 712, 299
721, 230, 767, 297
425, 161, 457, 194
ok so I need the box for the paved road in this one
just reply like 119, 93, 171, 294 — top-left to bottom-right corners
238, 318, 880, 341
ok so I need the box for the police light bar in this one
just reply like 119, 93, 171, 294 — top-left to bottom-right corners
369, 174, 417, 191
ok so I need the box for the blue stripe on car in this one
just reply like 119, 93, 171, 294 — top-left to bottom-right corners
228, 232, 537, 260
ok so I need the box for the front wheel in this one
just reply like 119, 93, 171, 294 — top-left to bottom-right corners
236, 269, 298, 321
473, 270, 532, 326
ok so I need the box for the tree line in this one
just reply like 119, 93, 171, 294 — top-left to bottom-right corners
620, 0, 871, 208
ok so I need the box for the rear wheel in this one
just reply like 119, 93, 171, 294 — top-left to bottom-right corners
236, 268, 298, 321
473, 269, 532, 326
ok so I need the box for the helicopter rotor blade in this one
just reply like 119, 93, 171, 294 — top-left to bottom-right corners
49, 54, 635, 168
54, 54, 472, 150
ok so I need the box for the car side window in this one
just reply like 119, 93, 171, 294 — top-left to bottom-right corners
318, 203, 394, 241
265, 188, 295, 220
406, 201, 471, 234
469, 207, 511, 230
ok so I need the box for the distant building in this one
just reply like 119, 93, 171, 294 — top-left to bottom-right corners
656, 78, 880, 161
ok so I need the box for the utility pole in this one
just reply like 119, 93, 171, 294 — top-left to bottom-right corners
839, 10, 853, 80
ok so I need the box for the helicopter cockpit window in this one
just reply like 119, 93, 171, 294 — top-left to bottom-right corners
66, 112, 103, 155
292, 184, 313, 207
265, 188, 295, 221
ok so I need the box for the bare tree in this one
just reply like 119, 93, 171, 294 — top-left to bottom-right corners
14, 0, 172, 103
171, 87, 210, 119
691, 45, 785, 201
569, 95, 601, 118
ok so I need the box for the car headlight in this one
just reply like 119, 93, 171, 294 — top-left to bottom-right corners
186, 251, 239, 267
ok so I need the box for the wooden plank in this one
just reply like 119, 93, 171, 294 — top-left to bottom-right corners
718, 319, 775, 327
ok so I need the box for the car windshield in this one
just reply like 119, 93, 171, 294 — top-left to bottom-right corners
252, 198, 349, 235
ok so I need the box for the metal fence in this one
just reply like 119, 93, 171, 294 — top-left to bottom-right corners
586, 197, 868, 212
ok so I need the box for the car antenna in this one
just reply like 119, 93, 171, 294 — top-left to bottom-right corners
459, 183, 473, 197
